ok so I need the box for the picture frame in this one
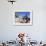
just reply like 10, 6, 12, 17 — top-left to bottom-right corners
13, 10, 33, 26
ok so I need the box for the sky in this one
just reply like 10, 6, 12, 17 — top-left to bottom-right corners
15, 12, 30, 17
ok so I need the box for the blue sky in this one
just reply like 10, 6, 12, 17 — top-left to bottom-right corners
15, 12, 30, 17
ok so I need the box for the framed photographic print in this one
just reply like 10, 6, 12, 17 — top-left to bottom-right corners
13, 10, 33, 26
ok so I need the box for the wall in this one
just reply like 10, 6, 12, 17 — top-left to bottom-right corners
0, 0, 46, 42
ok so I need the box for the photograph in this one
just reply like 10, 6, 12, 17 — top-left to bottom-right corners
15, 11, 32, 25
